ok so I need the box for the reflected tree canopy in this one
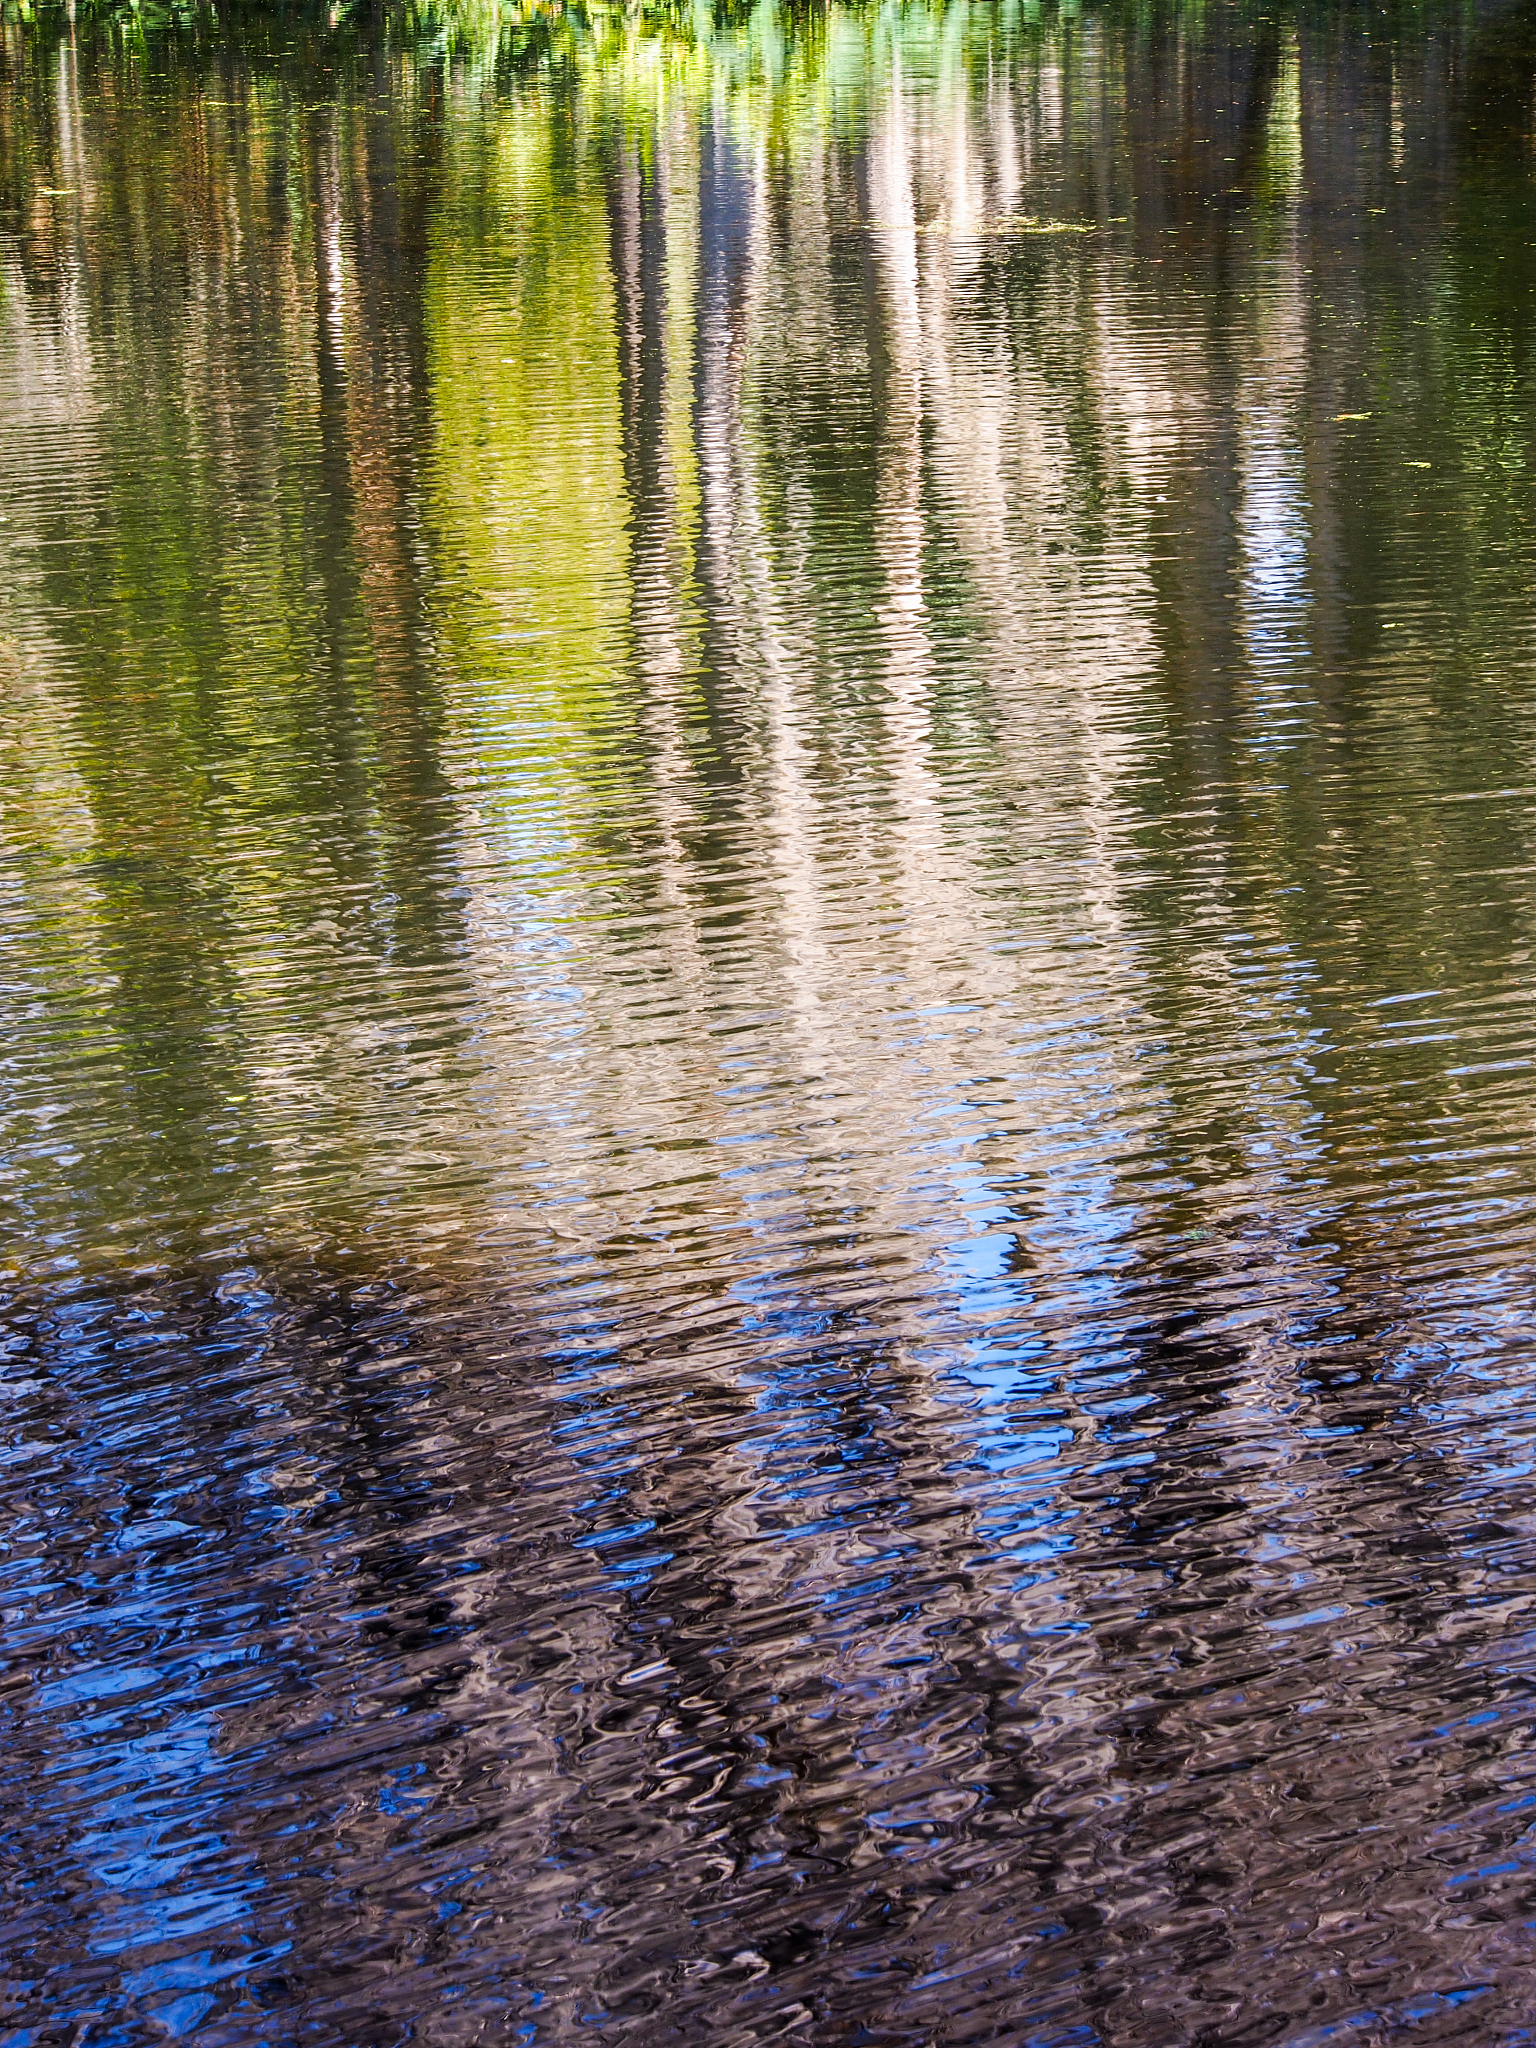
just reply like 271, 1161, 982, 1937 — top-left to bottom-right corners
8, 8, 1536, 2033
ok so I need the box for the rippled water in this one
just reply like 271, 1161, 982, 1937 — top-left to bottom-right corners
9, 0, 1536, 2037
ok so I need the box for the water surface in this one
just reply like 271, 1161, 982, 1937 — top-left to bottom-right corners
7, 0, 1536, 2038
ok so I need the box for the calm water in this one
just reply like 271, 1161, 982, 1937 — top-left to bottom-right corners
9, 0, 1536, 2038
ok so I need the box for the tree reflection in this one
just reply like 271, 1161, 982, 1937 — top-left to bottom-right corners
6, 0, 1536, 2036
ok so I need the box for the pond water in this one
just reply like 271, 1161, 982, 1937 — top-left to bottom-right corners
6, 0, 1536, 2038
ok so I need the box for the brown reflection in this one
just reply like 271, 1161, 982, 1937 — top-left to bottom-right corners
0, 24, 481, 1269
6, 2, 1536, 2042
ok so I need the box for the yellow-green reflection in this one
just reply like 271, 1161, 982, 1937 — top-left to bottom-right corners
14, 7, 1536, 2041
3, 0, 1536, 1354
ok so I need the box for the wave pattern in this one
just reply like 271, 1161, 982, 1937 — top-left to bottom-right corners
6, 0, 1536, 2039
